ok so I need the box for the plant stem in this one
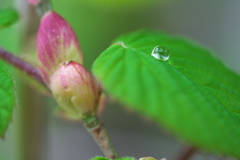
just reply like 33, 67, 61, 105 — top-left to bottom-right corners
0, 47, 48, 89
84, 115, 119, 159
37, 0, 52, 17
176, 146, 197, 160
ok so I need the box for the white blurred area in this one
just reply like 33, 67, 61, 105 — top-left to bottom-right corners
0, 0, 240, 160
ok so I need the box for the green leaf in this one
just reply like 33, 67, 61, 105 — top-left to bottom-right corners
92, 30, 240, 158
0, 8, 19, 29
91, 157, 110, 160
0, 61, 15, 136
91, 157, 135, 160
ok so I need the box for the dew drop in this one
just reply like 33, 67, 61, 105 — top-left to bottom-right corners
151, 46, 170, 61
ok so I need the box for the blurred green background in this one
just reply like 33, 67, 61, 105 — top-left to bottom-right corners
0, 0, 239, 160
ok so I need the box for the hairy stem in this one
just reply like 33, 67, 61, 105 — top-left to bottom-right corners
37, 0, 52, 17
176, 146, 197, 160
0, 47, 47, 89
84, 115, 119, 159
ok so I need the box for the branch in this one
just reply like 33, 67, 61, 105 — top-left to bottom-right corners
84, 115, 119, 159
0, 47, 48, 89
176, 146, 197, 160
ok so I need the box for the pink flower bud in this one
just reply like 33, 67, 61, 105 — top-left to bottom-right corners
49, 61, 99, 120
27, 0, 40, 5
37, 11, 83, 85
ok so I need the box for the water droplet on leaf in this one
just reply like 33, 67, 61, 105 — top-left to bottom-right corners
151, 46, 170, 61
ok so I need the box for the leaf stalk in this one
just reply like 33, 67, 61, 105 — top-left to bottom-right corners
84, 115, 119, 159
176, 146, 196, 160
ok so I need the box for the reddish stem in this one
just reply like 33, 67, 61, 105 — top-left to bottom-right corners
176, 146, 197, 160
0, 47, 47, 88
84, 116, 119, 159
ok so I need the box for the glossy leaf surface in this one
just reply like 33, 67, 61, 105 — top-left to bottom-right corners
92, 30, 240, 157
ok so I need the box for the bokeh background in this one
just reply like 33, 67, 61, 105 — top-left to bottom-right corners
0, 0, 239, 160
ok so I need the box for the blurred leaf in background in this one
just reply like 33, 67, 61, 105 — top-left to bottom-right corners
0, 8, 19, 29
0, 0, 21, 53
76, 0, 161, 10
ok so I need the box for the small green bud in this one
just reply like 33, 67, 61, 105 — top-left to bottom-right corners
50, 61, 100, 120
